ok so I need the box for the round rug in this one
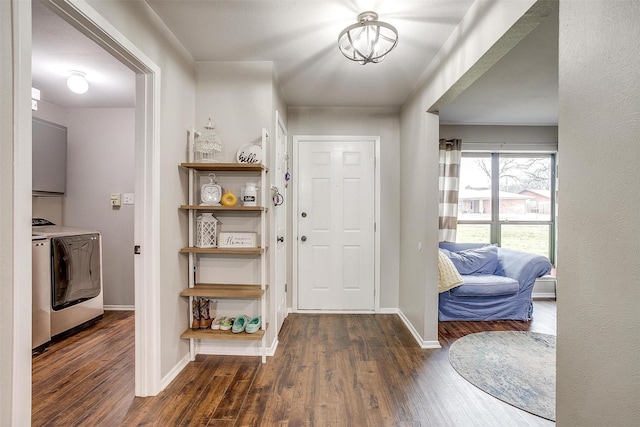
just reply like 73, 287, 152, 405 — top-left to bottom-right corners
449, 331, 556, 421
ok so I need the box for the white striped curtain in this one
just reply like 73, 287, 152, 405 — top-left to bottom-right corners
438, 139, 462, 242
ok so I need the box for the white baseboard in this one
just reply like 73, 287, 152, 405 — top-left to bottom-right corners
161, 352, 190, 391
533, 276, 556, 299
196, 337, 279, 358
397, 310, 442, 349
103, 305, 135, 311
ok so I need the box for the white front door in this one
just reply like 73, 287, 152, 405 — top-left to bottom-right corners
296, 137, 375, 310
274, 112, 288, 333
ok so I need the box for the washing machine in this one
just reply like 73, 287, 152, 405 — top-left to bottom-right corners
32, 219, 104, 340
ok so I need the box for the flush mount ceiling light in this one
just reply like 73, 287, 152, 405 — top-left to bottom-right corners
338, 11, 398, 65
67, 71, 89, 94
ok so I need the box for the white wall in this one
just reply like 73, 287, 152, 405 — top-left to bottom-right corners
64, 108, 135, 307
86, 0, 197, 379
557, 1, 640, 425
288, 107, 401, 310
440, 124, 558, 151
398, 0, 537, 343
195, 62, 274, 161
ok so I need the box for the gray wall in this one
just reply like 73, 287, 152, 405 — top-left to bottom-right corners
557, 1, 640, 424
398, 0, 537, 344
87, 0, 197, 379
288, 107, 401, 310
64, 108, 135, 307
33, 104, 136, 308
194, 61, 281, 349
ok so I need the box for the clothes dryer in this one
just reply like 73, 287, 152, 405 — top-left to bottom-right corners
32, 219, 104, 339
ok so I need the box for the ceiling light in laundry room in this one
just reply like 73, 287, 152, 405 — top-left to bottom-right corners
67, 71, 89, 94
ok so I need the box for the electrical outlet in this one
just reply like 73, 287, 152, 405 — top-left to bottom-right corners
123, 193, 135, 205
110, 193, 121, 207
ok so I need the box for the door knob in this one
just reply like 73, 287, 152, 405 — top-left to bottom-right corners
277, 236, 284, 243
300, 236, 307, 242
301, 212, 307, 218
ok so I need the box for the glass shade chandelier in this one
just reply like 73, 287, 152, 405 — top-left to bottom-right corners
338, 11, 398, 65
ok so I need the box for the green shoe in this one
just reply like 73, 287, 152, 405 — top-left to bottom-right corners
245, 316, 261, 334
219, 317, 233, 331
232, 315, 250, 333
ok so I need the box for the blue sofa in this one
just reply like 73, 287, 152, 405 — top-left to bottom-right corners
438, 242, 552, 321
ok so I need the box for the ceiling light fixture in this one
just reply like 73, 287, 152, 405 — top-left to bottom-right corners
67, 71, 89, 94
338, 11, 398, 65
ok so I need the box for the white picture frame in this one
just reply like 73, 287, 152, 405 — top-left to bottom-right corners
218, 232, 257, 248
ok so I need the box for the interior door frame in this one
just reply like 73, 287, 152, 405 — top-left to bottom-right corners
44, 0, 162, 397
292, 135, 381, 313
273, 111, 288, 333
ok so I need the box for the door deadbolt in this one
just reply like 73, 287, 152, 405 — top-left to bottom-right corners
301, 212, 307, 218
300, 236, 307, 242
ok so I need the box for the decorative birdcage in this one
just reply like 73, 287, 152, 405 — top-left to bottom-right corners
195, 213, 219, 248
194, 118, 223, 163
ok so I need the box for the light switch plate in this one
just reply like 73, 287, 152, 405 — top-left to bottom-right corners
110, 193, 121, 207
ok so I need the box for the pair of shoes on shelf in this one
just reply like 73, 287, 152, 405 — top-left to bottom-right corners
192, 298, 215, 329
219, 317, 233, 331
232, 315, 261, 334
211, 316, 223, 330
232, 315, 251, 333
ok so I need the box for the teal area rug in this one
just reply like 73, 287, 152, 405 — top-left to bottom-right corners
449, 331, 556, 421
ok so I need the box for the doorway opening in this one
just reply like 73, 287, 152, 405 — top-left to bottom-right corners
33, 0, 161, 397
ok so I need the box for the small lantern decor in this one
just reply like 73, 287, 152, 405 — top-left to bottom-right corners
194, 118, 223, 163
195, 213, 219, 248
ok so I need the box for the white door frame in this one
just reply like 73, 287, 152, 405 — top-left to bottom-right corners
273, 111, 288, 332
292, 135, 381, 313
44, 0, 162, 396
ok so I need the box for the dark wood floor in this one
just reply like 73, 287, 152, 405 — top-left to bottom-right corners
33, 301, 556, 426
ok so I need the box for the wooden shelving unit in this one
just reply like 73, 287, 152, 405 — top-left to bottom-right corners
179, 205, 266, 212
181, 327, 266, 341
179, 131, 269, 362
180, 247, 265, 255
180, 162, 267, 173
180, 283, 266, 299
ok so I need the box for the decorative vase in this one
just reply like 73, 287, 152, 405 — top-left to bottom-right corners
241, 181, 258, 207
221, 189, 237, 207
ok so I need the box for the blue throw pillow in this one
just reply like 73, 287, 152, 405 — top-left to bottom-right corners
441, 245, 498, 275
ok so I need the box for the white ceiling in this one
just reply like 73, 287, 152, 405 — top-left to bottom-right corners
31, 0, 558, 125
31, 0, 136, 108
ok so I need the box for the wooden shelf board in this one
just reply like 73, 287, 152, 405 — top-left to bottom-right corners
180, 247, 265, 255
180, 325, 267, 341
180, 205, 265, 212
180, 283, 266, 299
181, 162, 267, 173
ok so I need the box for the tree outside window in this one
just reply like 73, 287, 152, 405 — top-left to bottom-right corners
457, 153, 556, 263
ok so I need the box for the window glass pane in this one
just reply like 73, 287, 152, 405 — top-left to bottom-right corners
501, 224, 550, 258
498, 156, 552, 221
456, 224, 491, 243
459, 156, 491, 221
